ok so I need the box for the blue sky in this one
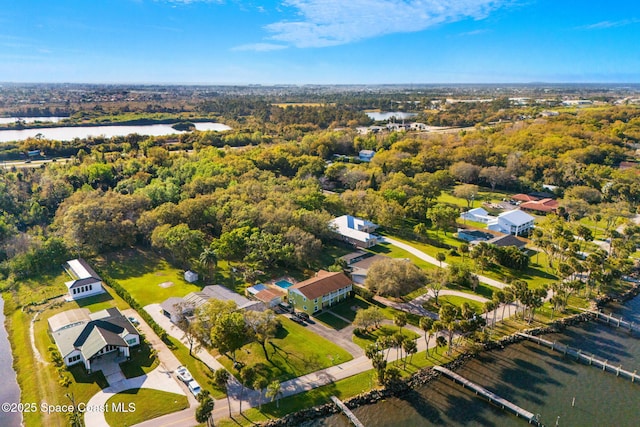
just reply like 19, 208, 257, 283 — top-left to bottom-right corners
1, 0, 639, 84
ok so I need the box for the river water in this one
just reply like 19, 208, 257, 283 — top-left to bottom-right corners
0, 122, 231, 143
366, 112, 417, 121
0, 296, 22, 427
312, 296, 640, 427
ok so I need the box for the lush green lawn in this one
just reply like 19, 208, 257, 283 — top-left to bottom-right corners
120, 340, 159, 378
218, 317, 353, 385
368, 242, 437, 272
97, 249, 203, 307
352, 324, 419, 350
104, 388, 188, 427
422, 295, 485, 314
314, 311, 351, 330
384, 233, 558, 290
437, 186, 515, 210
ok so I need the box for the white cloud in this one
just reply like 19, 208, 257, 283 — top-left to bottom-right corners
157, 0, 223, 4
232, 43, 288, 51
578, 19, 640, 30
265, 0, 509, 48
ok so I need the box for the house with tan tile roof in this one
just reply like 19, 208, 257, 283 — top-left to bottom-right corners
287, 270, 353, 315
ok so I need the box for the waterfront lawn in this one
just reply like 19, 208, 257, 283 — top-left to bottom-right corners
104, 388, 188, 427
216, 371, 378, 427
218, 317, 353, 385
352, 324, 419, 350
96, 249, 202, 307
422, 296, 485, 314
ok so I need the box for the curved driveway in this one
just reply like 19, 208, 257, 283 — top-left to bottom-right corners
380, 236, 508, 289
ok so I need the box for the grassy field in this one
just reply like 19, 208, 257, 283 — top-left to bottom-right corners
437, 186, 515, 209
97, 249, 203, 307
12, 271, 68, 306
352, 324, 419, 350
383, 233, 558, 290
422, 295, 485, 314
368, 242, 437, 271
104, 388, 188, 427
314, 311, 351, 330
217, 317, 353, 385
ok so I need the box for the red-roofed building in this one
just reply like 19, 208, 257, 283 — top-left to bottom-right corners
512, 194, 539, 203
519, 198, 559, 214
287, 270, 353, 315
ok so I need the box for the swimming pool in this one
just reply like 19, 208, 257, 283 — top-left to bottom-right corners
274, 279, 294, 289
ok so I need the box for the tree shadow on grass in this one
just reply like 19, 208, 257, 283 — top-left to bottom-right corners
69, 364, 109, 389
73, 291, 115, 308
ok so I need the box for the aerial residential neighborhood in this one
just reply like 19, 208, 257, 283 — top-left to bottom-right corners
2, 2, 640, 425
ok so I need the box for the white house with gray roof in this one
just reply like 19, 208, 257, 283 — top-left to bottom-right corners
330, 215, 379, 248
48, 307, 139, 372
160, 285, 265, 324
64, 258, 105, 301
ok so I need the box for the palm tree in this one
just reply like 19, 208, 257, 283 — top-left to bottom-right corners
394, 313, 407, 335
213, 369, 231, 417
419, 317, 434, 357
253, 375, 269, 410
199, 247, 217, 284
402, 339, 417, 369
266, 381, 283, 408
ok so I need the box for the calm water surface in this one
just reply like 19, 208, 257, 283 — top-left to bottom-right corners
0, 296, 22, 427
313, 296, 640, 427
0, 122, 231, 142
0, 116, 65, 124
366, 112, 417, 121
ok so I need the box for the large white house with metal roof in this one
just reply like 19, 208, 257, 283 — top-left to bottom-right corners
487, 210, 535, 236
48, 307, 139, 372
329, 215, 379, 248
64, 258, 105, 301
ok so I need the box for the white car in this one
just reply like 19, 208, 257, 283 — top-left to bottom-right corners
187, 380, 201, 397
176, 365, 193, 383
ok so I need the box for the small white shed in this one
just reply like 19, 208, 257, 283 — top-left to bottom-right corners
184, 270, 198, 283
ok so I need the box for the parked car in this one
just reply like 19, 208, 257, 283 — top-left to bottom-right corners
289, 315, 305, 325
128, 316, 140, 325
295, 312, 310, 321
176, 365, 193, 383
278, 302, 292, 313
187, 380, 201, 397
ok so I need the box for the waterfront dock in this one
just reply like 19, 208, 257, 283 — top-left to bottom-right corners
580, 309, 640, 334
518, 333, 640, 383
433, 366, 541, 425
330, 396, 365, 427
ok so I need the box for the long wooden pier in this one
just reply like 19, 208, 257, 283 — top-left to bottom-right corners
330, 396, 364, 427
580, 309, 640, 334
433, 366, 542, 425
518, 333, 640, 383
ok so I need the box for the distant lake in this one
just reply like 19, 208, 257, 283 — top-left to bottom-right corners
0, 122, 231, 143
0, 117, 66, 124
366, 111, 418, 121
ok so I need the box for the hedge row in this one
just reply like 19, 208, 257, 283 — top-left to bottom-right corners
100, 274, 174, 348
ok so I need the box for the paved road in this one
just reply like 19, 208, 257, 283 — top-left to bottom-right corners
380, 236, 509, 289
